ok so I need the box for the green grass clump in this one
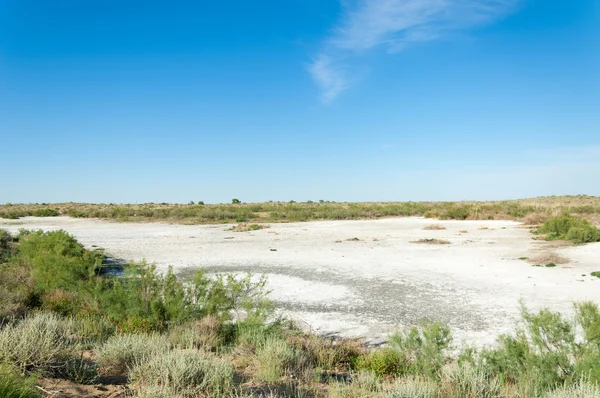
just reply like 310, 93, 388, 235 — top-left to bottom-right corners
355, 321, 452, 378
537, 216, 600, 243
591, 271, 600, 279
0, 363, 39, 398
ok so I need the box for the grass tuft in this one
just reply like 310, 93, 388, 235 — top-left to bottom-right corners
423, 224, 445, 230
96, 334, 170, 375
0, 312, 74, 374
230, 223, 269, 232
0, 363, 39, 398
411, 239, 451, 245
129, 350, 234, 398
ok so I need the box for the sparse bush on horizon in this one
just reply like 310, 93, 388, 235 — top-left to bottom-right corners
2, 196, 600, 225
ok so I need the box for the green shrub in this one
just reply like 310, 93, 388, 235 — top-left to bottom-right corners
0, 312, 74, 373
537, 216, 600, 243
0, 212, 23, 219
477, 302, 600, 393
96, 333, 170, 375
98, 265, 271, 332
567, 227, 600, 244
0, 229, 272, 335
0, 363, 39, 398
129, 350, 234, 398
354, 321, 451, 379
17, 229, 103, 300
591, 271, 600, 279
388, 321, 452, 378
31, 208, 59, 217
354, 347, 407, 377
441, 206, 470, 220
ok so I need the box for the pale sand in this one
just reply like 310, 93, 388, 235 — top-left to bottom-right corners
2, 216, 599, 347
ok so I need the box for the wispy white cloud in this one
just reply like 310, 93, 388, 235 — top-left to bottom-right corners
309, 0, 518, 102
308, 55, 350, 104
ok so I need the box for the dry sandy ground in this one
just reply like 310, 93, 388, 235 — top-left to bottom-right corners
2, 216, 600, 347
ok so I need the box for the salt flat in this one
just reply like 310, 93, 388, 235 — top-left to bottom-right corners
2, 216, 599, 347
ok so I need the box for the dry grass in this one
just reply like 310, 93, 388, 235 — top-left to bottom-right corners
230, 223, 269, 232
168, 316, 224, 351
423, 224, 446, 230
411, 239, 451, 245
528, 252, 570, 265
459, 230, 468, 233
522, 213, 549, 226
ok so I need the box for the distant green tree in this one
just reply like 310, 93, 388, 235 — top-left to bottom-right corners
231, 198, 241, 204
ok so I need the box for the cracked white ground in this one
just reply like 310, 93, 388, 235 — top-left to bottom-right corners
3, 216, 599, 347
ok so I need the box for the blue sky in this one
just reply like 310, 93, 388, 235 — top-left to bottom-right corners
1, 0, 598, 204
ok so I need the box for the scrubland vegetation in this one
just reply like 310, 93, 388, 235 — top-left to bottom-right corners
2, 195, 600, 225
1, 229, 600, 397
535, 216, 600, 244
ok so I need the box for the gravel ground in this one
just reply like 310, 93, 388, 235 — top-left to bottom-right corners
2, 216, 599, 347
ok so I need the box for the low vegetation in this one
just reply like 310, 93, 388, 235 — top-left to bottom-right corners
528, 252, 570, 265
0, 228, 599, 397
2, 195, 600, 225
411, 238, 451, 245
230, 223, 270, 232
0, 363, 39, 398
536, 215, 600, 244
423, 224, 446, 230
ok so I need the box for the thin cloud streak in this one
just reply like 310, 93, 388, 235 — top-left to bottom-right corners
309, 0, 518, 102
308, 54, 350, 104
